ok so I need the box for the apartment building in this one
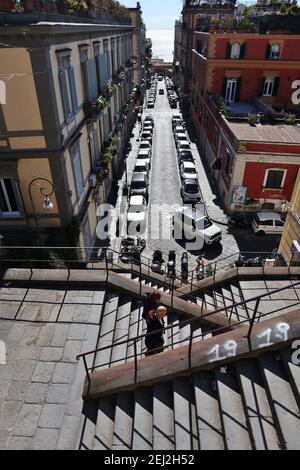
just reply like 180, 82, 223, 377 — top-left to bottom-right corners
0, 8, 141, 254
129, 2, 146, 91
279, 171, 300, 265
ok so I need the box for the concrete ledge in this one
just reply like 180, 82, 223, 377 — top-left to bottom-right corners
30, 269, 70, 282
83, 308, 300, 401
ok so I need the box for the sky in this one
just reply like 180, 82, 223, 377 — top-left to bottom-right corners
121, 0, 183, 30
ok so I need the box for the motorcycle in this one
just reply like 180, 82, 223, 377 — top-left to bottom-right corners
167, 251, 176, 279
181, 252, 189, 282
119, 237, 145, 264
151, 250, 165, 274
235, 254, 265, 268
196, 256, 205, 281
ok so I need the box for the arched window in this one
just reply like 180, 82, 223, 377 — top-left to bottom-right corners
270, 43, 280, 59
231, 43, 241, 59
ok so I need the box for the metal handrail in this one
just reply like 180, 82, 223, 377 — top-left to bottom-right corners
76, 280, 300, 382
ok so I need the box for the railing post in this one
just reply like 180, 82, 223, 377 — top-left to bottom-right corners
171, 277, 175, 308
139, 261, 142, 295
191, 270, 194, 293
188, 327, 194, 370
82, 356, 91, 392
133, 339, 138, 383
104, 249, 109, 284
247, 299, 260, 339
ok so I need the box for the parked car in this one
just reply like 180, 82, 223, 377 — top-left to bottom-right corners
137, 150, 151, 169
141, 131, 153, 145
173, 206, 222, 245
181, 179, 202, 204
252, 212, 285, 236
177, 141, 191, 154
148, 100, 155, 108
178, 150, 194, 164
134, 160, 150, 176
139, 140, 152, 154
180, 161, 198, 180
144, 115, 154, 124
158, 75, 163, 81
173, 125, 186, 135
130, 173, 149, 199
175, 133, 188, 147
159, 89, 165, 95
127, 195, 147, 235
170, 100, 177, 109
143, 124, 154, 134
172, 114, 182, 126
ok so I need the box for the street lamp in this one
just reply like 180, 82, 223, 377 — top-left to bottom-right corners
28, 177, 55, 245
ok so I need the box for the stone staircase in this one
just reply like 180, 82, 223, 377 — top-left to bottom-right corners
78, 346, 300, 450
91, 291, 212, 373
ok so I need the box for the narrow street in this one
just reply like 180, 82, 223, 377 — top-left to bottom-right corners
114, 79, 242, 272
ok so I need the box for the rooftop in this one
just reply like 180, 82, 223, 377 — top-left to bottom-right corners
226, 119, 300, 145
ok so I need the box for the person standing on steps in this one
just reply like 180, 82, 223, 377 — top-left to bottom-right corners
142, 291, 161, 320
145, 306, 168, 357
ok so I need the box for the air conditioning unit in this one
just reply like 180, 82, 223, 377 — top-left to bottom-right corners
89, 173, 98, 188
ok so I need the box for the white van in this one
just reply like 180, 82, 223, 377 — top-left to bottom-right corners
252, 212, 285, 236
173, 206, 222, 245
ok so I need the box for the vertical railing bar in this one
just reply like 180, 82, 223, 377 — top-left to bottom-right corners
247, 299, 260, 339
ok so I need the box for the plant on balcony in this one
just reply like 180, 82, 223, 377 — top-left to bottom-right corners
219, 99, 227, 115
65, 0, 89, 12
247, 113, 257, 126
285, 112, 297, 125
93, 0, 130, 20
107, 83, 119, 97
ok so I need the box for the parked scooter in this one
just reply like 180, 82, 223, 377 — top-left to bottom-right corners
235, 254, 265, 268
151, 250, 165, 274
181, 252, 189, 281
196, 256, 205, 281
167, 251, 176, 279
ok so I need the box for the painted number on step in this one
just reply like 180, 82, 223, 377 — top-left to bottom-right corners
207, 341, 238, 363
257, 323, 290, 349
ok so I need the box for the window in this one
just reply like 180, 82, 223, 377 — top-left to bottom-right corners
111, 38, 116, 73
275, 220, 284, 227
269, 43, 280, 60
231, 43, 241, 59
264, 169, 286, 189
263, 77, 275, 97
79, 46, 98, 104
88, 126, 99, 168
71, 146, 84, 199
0, 178, 22, 217
57, 51, 78, 122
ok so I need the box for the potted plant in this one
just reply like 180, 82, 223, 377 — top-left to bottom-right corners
248, 113, 257, 126
285, 112, 296, 125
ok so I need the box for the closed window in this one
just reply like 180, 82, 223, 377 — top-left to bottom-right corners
72, 146, 84, 199
231, 43, 241, 59
264, 169, 286, 189
88, 126, 99, 167
263, 77, 275, 97
270, 43, 280, 59
0, 178, 22, 217
57, 52, 78, 122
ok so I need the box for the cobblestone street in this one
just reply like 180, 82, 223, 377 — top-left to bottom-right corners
114, 80, 241, 272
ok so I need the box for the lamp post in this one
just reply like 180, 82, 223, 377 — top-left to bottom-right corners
28, 177, 54, 245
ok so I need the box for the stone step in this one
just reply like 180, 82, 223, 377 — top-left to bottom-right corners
191, 321, 202, 343
193, 371, 225, 450
221, 287, 236, 322
132, 388, 153, 450
213, 289, 226, 311
259, 352, 300, 450
77, 401, 98, 450
216, 368, 252, 450
280, 346, 300, 410
153, 383, 175, 450
204, 293, 216, 311
230, 284, 248, 322
127, 303, 143, 363
93, 397, 116, 450
110, 298, 132, 367
167, 312, 180, 350
179, 320, 192, 347
236, 359, 281, 450
94, 296, 119, 371
173, 378, 199, 450
112, 393, 134, 451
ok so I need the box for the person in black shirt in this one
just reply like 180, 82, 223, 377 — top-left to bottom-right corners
145, 306, 167, 357
142, 291, 161, 320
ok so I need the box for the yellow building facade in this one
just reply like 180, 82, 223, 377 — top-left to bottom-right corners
279, 170, 300, 265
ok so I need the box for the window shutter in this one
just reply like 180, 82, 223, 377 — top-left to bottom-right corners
265, 44, 271, 59
240, 43, 246, 59
68, 67, 78, 113
226, 42, 232, 59
221, 77, 228, 99
88, 59, 98, 102
259, 77, 265, 96
235, 78, 242, 102
59, 70, 71, 120
100, 54, 108, 91
273, 77, 280, 97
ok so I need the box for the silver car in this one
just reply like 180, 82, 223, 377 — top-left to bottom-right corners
181, 179, 201, 204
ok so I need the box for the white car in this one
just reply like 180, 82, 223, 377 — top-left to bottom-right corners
180, 161, 198, 180
174, 125, 186, 135
137, 150, 151, 168
175, 133, 188, 147
141, 131, 152, 145
177, 141, 191, 154
139, 140, 152, 154
174, 206, 222, 246
127, 196, 147, 235
143, 125, 153, 134
252, 212, 285, 236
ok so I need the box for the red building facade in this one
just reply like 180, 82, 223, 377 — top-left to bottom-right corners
191, 30, 300, 213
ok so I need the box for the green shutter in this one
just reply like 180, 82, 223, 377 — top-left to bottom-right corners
273, 77, 280, 97
226, 42, 232, 59
235, 78, 242, 102
68, 67, 78, 113
260, 77, 266, 96
240, 43, 246, 59
221, 78, 228, 99
59, 70, 71, 120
